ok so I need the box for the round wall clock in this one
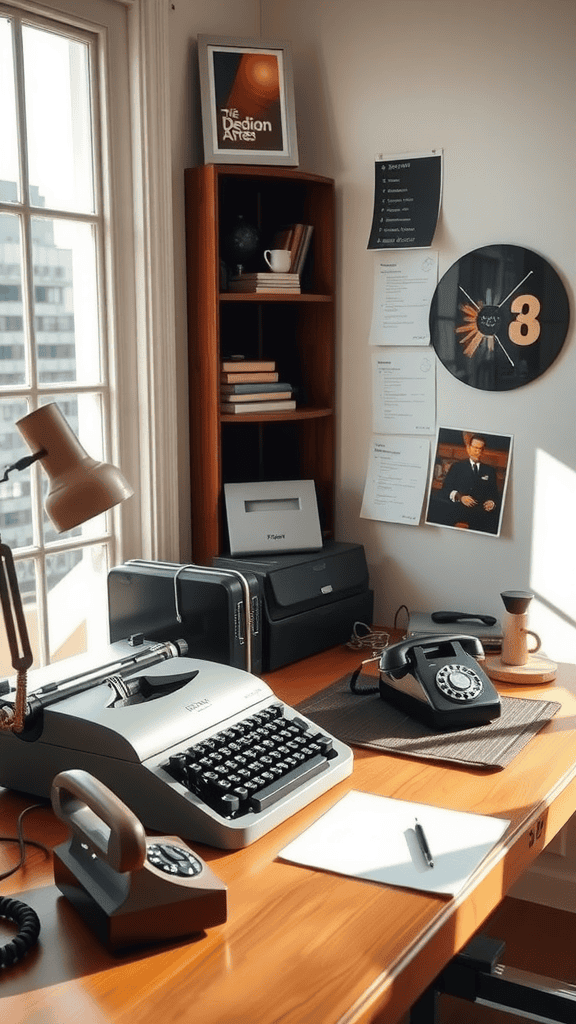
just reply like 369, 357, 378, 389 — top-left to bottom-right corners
429, 244, 570, 391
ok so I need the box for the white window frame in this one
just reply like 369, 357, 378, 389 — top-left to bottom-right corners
3, 0, 179, 562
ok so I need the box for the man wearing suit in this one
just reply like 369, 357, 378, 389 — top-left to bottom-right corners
431, 434, 501, 534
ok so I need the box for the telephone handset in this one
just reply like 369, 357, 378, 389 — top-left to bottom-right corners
51, 769, 227, 951
379, 633, 501, 730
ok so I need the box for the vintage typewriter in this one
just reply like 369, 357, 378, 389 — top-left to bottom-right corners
0, 637, 352, 849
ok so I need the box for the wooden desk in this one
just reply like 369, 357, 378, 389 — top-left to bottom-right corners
1, 644, 576, 1024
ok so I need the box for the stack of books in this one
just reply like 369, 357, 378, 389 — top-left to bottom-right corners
220, 359, 296, 414
228, 272, 300, 294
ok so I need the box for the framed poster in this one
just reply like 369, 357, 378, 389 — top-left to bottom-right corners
198, 35, 299, 166
429, 244, 570, 391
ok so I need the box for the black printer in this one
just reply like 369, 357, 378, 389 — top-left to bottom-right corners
214, 541, 373, 671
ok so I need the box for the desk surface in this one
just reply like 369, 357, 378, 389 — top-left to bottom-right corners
2, 644, 576, 1024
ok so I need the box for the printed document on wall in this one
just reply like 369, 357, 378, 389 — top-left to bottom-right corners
372, 349, 436, 435
369, 250, 438, 346
361, 436, 430, 525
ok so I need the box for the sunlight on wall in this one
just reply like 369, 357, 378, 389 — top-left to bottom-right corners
530, 449, 576, 662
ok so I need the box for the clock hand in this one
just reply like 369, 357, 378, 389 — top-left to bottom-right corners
498, 269, 534, 308
493, 334, 515, 367
458, 285, 480, 309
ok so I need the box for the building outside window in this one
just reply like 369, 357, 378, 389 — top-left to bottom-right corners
1, 3, 125, 673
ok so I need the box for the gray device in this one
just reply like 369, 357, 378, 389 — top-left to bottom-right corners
224, 479, 323, 556
108, 559, 262, 674
214, 541, 373, 671
0, 643, 353, 849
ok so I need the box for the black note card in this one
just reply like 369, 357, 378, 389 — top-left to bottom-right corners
367, 150, 442, 250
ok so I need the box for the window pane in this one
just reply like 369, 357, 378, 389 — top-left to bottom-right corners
40, 392, 110, 542
0, 214, 26, 385
0, 17, 20, 203
22, 24, 94, 214
0, 398, 33, 550
0, 556, 40, 678
32, 219, 102, 384
47, 543, 109, 662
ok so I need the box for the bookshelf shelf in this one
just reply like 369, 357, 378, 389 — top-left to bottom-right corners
220, 406, 333, 424
219, 292, 333, 303
185, 164, 335, 564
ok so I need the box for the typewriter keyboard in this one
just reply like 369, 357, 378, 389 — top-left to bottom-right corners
165, 703, 338, 818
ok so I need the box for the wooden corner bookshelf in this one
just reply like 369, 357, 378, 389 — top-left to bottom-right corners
184, 164, 335, 564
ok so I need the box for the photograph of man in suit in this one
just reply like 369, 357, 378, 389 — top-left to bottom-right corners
426, 431, 511, 535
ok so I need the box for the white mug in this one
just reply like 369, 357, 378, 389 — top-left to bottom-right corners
264, 248, 291, 273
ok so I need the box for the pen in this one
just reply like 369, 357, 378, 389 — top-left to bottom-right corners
414, 818, 434, 868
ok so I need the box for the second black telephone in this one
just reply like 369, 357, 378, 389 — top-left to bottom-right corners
379, 633, 501, 730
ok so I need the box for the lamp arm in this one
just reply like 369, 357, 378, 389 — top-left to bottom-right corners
1, 449, 45, 484
0, 537, 33, 733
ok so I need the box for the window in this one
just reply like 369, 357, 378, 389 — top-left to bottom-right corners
0, 3, 119, 670
0, 284, 21, 300
0, 0, 179, 681
34, 286, 64, 304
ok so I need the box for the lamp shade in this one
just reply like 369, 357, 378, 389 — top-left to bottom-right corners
16, 403, 133, 533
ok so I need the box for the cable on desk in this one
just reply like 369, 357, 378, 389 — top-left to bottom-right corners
346, 622, 390, 655
346, 607, 409, 656
347, 624, 389, 695
393, 604, 410, 632
347, 609, 409, 695
0, 801, 48, 967
0, 802, 50, 882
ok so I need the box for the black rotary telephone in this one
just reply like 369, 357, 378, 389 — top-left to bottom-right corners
378, 633, 501, 730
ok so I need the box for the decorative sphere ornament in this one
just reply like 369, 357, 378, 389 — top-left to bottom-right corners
222, 214, 260, 277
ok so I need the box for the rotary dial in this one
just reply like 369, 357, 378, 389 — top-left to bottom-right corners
435, 664, 484, 702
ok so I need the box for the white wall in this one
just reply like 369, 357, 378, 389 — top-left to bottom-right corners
169, 0, 260, 558
262, 0, 576, 662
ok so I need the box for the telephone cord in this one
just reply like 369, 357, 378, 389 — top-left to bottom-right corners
0, 802, 48, 967
347, 607, 410, 694
0, 897, 41, 968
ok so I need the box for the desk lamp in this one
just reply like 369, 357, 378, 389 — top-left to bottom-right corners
0, 402, 133, 734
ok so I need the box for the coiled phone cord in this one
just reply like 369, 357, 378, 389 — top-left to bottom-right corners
0, 897, 41, 967
0, 802, 48, 967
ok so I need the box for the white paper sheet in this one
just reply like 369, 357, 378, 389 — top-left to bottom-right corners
279, 791, 510, 897
372, 349, 436, 435
369, 251, 438, 346
361, 435, 429, 525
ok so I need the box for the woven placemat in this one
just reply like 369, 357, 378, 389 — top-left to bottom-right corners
298, 673, 560, 769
